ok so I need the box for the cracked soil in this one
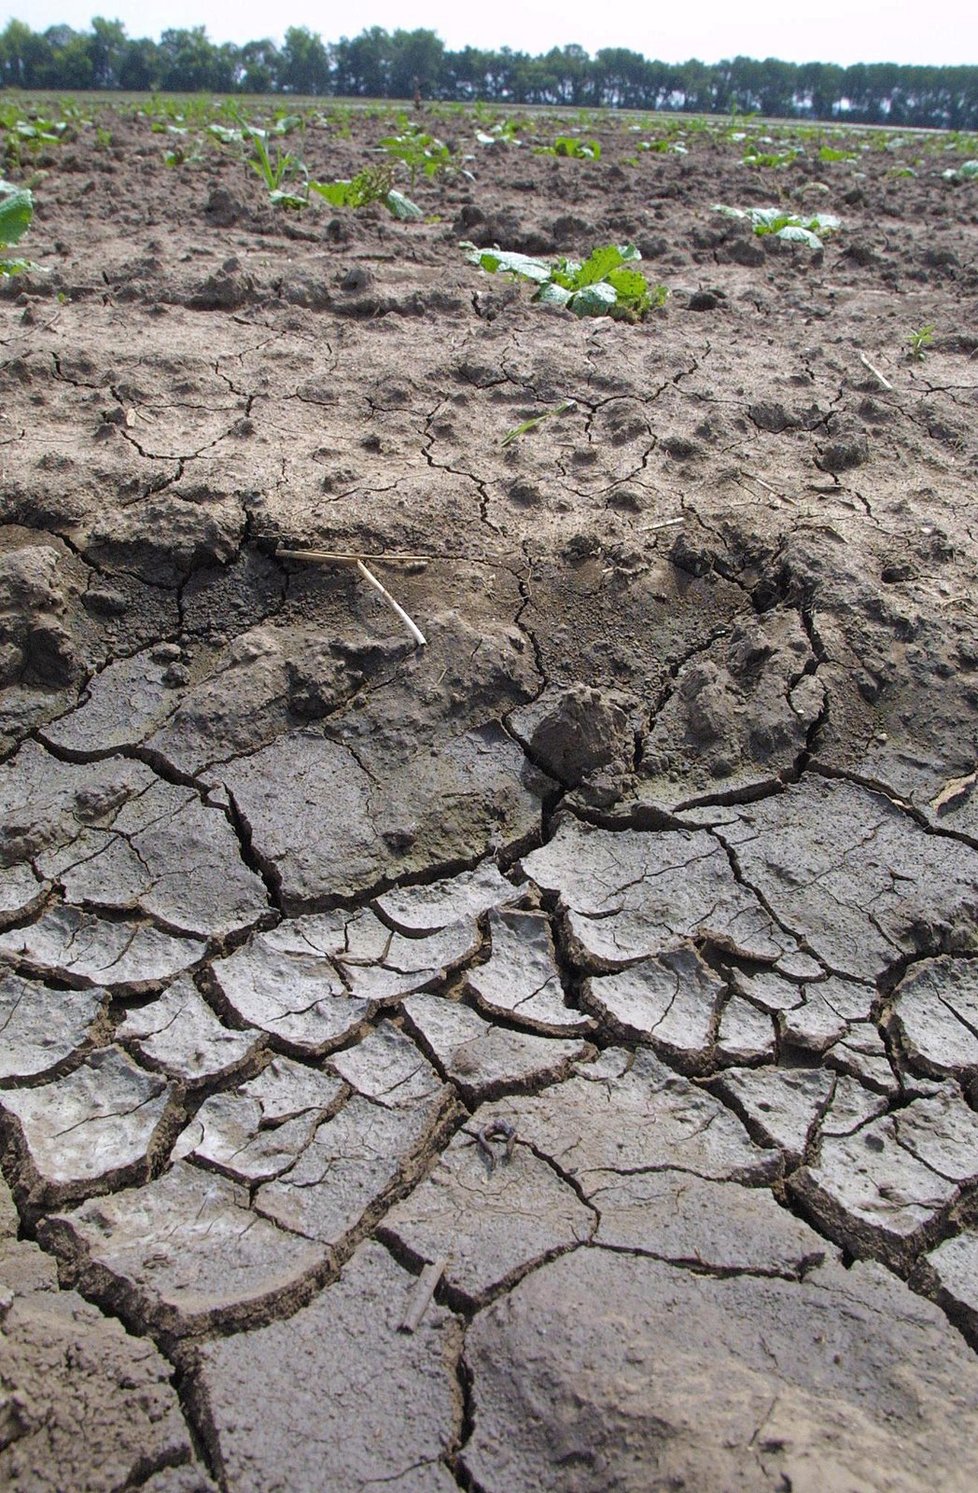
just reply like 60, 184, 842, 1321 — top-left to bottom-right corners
2, 105, 978, 1491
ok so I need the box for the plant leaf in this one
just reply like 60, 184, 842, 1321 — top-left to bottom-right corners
386, 189, 423, 220
0, 187, 33, 249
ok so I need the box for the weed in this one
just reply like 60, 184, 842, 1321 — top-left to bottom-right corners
501, 400, 575, 448
713, 204, 840, 249
378, 127, 454, 188
907, 324, 936, 361
536, 135, 601, 160
309, 167, 422, 220
463, 241, 666, 321
0, 181, 38, 275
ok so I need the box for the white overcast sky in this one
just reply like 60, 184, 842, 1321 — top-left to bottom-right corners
10, 0, 978, 68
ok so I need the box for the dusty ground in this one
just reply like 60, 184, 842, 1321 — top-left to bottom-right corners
3, 101, 978, 1490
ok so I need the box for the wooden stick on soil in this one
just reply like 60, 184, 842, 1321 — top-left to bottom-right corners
355, 560, 426, 646
858, 352, 894, 391
398, 1256, 448, 1333
276, 547, 427, 647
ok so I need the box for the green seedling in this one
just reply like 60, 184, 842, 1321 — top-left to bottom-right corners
309, 167, 422, 220
248, 131, 303, 193
742, 147, 801, 168
378, 128, 454, 188
942, 160, 978, 182
818, 145, 857, 162
536, 136, 601, 160
907, 324, 936, 361
0, 181, 39, 275
463, 241, 666, 321
501, 400, 575, 448
713, 204, 840, 249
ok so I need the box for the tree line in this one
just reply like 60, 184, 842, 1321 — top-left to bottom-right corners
2, 18, 977, 130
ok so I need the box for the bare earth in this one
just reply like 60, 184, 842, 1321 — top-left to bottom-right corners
3, 105, 978, 1490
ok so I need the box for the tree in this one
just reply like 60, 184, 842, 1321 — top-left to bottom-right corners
279, 27, 329, 95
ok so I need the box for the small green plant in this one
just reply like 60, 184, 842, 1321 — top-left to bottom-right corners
536, 135, 601, 160
0, 181, 38, 275
742, 146, 801, 168
463, 241, 666, 321
713, 204, 840, 249
501, 400, 575, 448
378, 127, 454, 188
907, 324, 936, 361
248, 131, 305, 204
942, 160, 978, 182
309, 167, 422, 220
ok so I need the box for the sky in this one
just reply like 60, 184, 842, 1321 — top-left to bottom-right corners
11, 0, 978, 68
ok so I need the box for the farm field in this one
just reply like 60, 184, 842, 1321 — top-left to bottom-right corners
4, 93, 978, 1489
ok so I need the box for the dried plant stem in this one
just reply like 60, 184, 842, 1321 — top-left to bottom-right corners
356, 560, 426, 646
277, 549, 432, 564
398, 1257, 448, 1333
858, 352, 893, 390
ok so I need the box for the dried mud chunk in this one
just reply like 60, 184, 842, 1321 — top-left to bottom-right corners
467, 907, 592, 1034
889, 955, 978, 1077
475, 1048, 779, 1192
510, 683, 633, 791
0, 739, 152, 869
790, 1086, 978, 1269
195, 1241, 458, 1493
0, 971, 104, 1080
921, 1231, 978, 1338
380, 1127, 594, 1305
638, 610, 821, 804
377, 860, 517, 933
715, 994, 777, 1062
329, 1021, 442, 1107
37, 778, 269, 939
265, 906, 480, 1003
210, 934, 370, 1054
401, 992, 589, 1101
817, 433, 870, 472
1, 1048, 171, 1204
42, 650, 175, 754
0, 862, 47, 927
720, 776, 978, 983
521, 818, 796, 970
41, 1163, 327, 1336
175, 1055, 345, 1183
713, 1066, 835, 1162
591, 1169, 827, 1275
0, 533, 89, 690
583, 948, 724, 1070
0, 904, 205, 989
0, 1284, 197, 1491
78, 494, 245, 587
255, 1090, 453, 1247
117, 974, 262, 1082
221, 725, 551, 910
461, 1251, 978, 1493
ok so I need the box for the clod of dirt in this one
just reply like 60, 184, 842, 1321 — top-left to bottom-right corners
512, 683, 633, 796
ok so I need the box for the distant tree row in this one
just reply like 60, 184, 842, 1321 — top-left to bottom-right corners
2, 18, 977, 129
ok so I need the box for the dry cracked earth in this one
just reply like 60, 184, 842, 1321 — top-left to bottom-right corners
2, 103, 978, 1490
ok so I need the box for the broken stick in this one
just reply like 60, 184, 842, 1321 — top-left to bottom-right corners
398, 1256, 448, 1333
858, 352, 894, 391
276, 547, 427, 647
356, 559, 426, 647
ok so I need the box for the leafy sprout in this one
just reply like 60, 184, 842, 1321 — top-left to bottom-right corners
501, 400, 575, 448
309, 167, 422, 220
463, 241, 666, 321
378, 127, 455, 188
713, 204, 840, 250
536, 136, 601, 160
907, 324, 936, 361
0, 181, 39, 276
